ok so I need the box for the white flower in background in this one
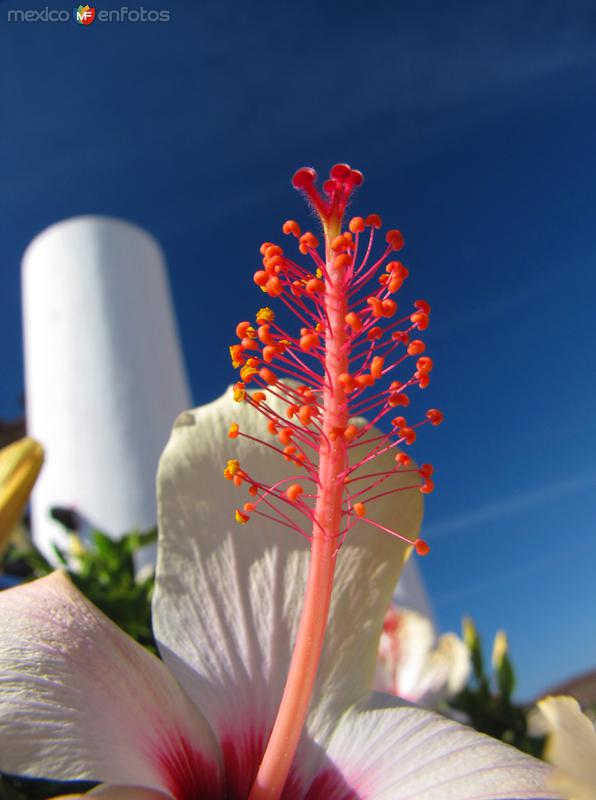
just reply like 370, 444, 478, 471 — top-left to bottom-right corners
0, 389, 558, 799
374, 604, 471, 709
532, 695, 596, 800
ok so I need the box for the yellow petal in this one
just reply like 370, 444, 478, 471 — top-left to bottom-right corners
538, 695, 596, 800
0, 436, 44, 552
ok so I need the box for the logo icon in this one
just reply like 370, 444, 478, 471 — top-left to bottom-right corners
74, 4, 95, 24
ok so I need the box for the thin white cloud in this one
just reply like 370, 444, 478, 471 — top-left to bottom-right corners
426, 472, 596, 539
433, 536, 596, 608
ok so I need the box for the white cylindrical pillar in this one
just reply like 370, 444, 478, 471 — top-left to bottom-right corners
22, 216, 191, 563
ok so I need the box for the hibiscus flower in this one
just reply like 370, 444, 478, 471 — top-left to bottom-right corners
373, 605, 471, 709
0, 388, 556, 799
0, 164, 559, 799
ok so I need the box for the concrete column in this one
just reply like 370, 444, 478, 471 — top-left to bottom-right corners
22, 216, 191, 563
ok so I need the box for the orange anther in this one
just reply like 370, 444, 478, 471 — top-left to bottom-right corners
264, 244, 283, 258
389, 392, 410, 407
388, 276, 404, 294
236, 321, 256, 339
243, 502, 256, 512
224, 459, 240, 480
286, 484, 304, 502
256, 307, 275, 324
241, 337, 259, 350
264, 254, 285, 271
367, 326, 383, 340
240, 365, 258, 382
395, 452, 411, 466
235, 509, 250, 524
283, 219, 302, 237
349, 216, 365, 233
299, 232, 320, 253
426, 409, 444, 425
328, 426, 345, 441
259, 367, 278, 385
255, 271, 270, 288
233, 474, 243, 487
400, 427, 417, 445
298, 405, 314, 425
378, 274, 389, 286
252, 390, 266, 403
259, 242, 275, 256
343, 424, 359, 441
420, 463, 434, 477
331, 234, 348, 251
262, 345, 278, 363
338, 372, 355, 393
414, 538, 430, 556
367, 296, 384, 317
355, 374, 375, 388
229, 345, 245, 368
248, 484, 259, 496
228, 423, 239, 439
392, 330, 410, 344
345, 312, 362, 331
365, 213, 382, 228
353, 502, 366, 517
416, 356, 433, 374
266, 276, 283, 297
386, 261, 409, 277
418, 374, 431, 389
415, 299, 431, 314
300, 333, 319, 351
233, 382, 246, 402
291, 280, 304, 297
283, 444, 296, 461
306, 278, 325, 295
286, 404, 299, 419
420, 479, 435, 494
332, 253, 352, 271
371, 356, 384, 379
267, 420, 279, 435
278, 427, 294, 445
381, 299, 397, 317
392, 416, 407, 429
407, 340, 426, 356
258, 324, 274, 345
411, 311, 429, 330
386, 229, 405, 250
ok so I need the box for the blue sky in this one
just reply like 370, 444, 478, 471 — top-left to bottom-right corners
1, 0, 596, 698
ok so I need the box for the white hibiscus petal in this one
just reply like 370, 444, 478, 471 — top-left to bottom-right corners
154, 386, 422, 795
0, 571, 223, 796
303, 696, 560, 799
538, 695, 596, 800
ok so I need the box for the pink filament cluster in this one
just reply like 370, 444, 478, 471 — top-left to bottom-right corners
226, 164, 442, 556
